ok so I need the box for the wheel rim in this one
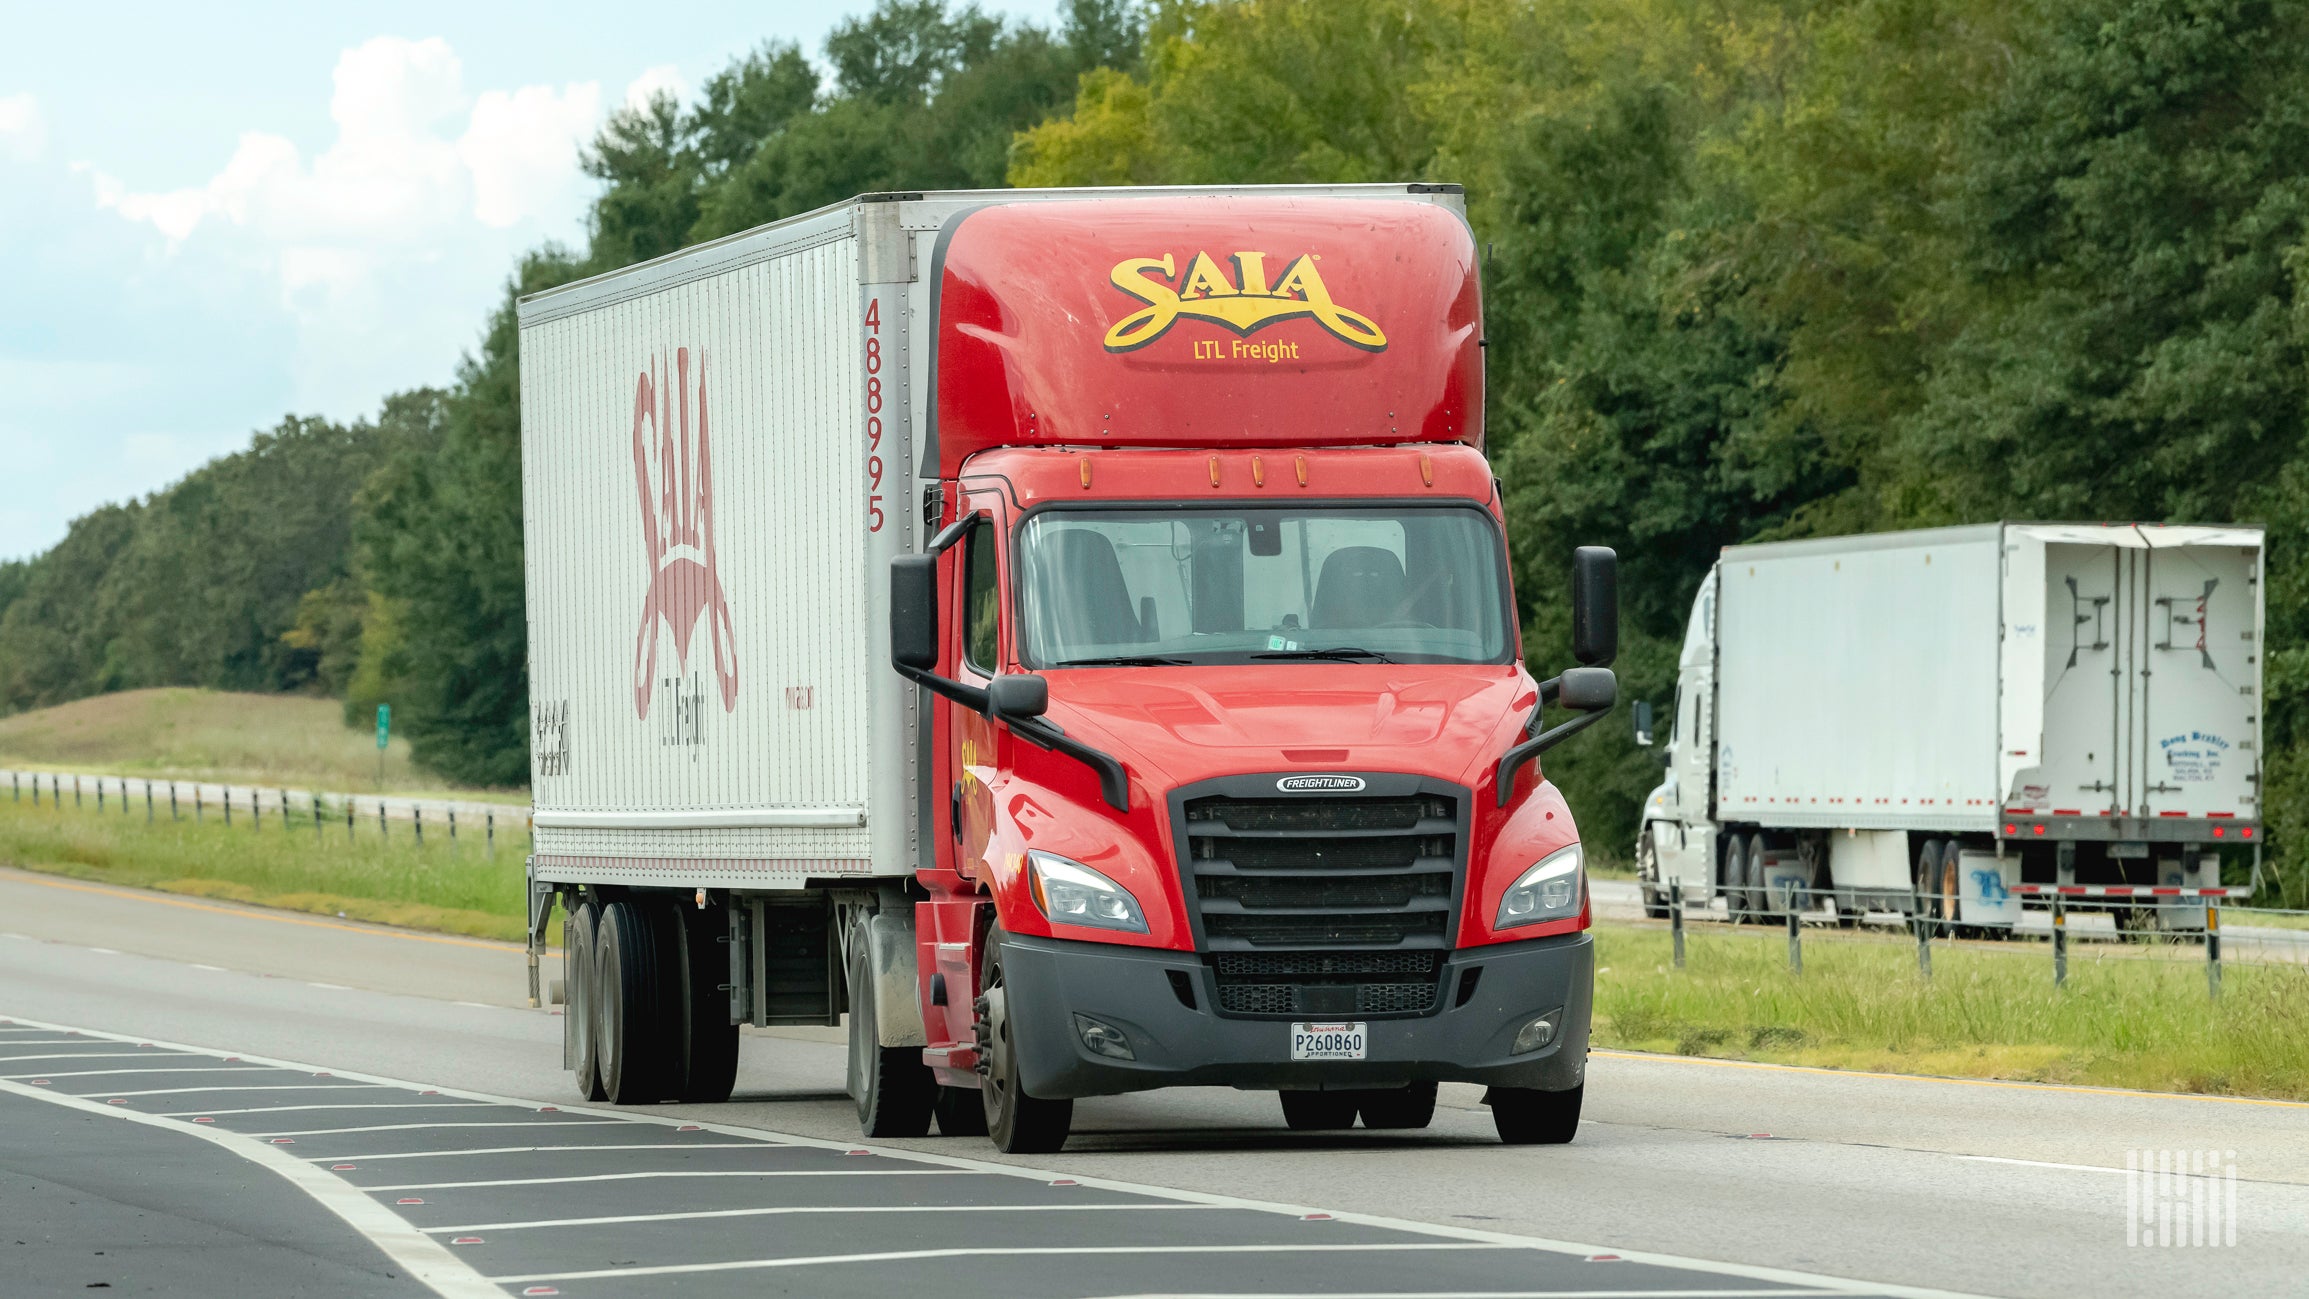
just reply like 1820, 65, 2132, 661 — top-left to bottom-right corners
982, 983, 1014, 1132
848, 942, 874, 1123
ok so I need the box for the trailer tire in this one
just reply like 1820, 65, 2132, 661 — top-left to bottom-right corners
934, 1085, 989, 1136
1744, 835, 1773, 921
1914, 840, 1945, 925
1279, 1091, 1359, 1131
1357, 1081, 1438, 1130
1488, 1083, 1582, 1145
846, 919, 934, 1138
1723, 833, 1749, 922
564, 899, 607, 1102
977, 931, 1072, 1154
676, 904, 739, 1104
596, 899, 678, 1105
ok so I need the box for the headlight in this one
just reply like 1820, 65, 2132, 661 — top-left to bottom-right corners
1497, 844, 1584, 929
1027, 850, 1148, 933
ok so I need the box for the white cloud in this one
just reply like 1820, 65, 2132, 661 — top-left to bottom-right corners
459, 81, 602, 228
0, 91, 44, 161
623, 64, 689, 111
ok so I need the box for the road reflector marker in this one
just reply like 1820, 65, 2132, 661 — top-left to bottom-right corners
106, 1098, 126, 1104
846, 1149, 869, 1156
421, 1090, 439, 1095
521, 1288, 559, 1296
678, 1125, 702, 1131
451, 1236, 483, 1245
314, 1072, 332, 1077
193, 1117, 214, 1123
538, 1106, 557, 1112
334, 1164, 358, 1170
1302, 1213, 1331, 1220
1587, 1253, 1622, 1262
270, 1137, 295, 1144
1051, 1179, 1077, 1187
29, 1080, 48, 1086
399, 1198, 425, 1205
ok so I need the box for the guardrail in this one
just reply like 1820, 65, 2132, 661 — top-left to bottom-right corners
1, 768, 528, 853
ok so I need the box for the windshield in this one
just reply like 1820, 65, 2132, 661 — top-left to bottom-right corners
1016, 506, 1511, 667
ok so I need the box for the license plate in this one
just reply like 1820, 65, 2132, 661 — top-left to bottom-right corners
1290, 1022, 1367, 1061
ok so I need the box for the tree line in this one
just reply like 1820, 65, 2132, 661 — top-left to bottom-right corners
5, 0, 2305, 901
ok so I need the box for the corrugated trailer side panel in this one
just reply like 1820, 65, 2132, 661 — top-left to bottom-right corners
1717, 527, 2003, 833
521, 216, 897, 886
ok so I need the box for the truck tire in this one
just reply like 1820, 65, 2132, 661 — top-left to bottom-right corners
1357, 1081, 1438, 1130
675, 904, 739, 1103
1488, 1083, 1582, 1145
1744, 835, 1772, 921
564, 899, 607, 1102
845, 919, 934, 1138
1914, 839, 1945, 925
1636, 836, 1668, 920
1722, 833, 1748, 922
1279, 1091, 1359, 1131
976, 932, 1072, 1154
596, 899, 678, 1105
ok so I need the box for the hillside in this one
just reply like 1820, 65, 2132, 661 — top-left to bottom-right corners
0, 688, 524, 799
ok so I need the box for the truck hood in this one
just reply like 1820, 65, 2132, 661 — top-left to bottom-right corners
1040, 664, 1534, 794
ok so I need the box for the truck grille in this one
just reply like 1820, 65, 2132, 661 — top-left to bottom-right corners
1175, 782, 1465, 1019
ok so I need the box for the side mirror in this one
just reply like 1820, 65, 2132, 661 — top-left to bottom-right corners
1558, 666, 1616, 711
891, 554, 938, 671
1633, 699, 1654, 747
1571, 546, 1618, 667
987, 673, 1049, 723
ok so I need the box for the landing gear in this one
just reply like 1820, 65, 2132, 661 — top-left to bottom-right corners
1487, 1083, 1582, 1145
977, 931, 1072, 1153
846, 915, 935, 1138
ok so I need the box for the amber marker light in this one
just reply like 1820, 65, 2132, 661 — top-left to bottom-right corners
1420, 454, 1434, 487
1079, 459, 1092, 489
1251, 455, 1265, 486
1295, 455, 1308, 487
1208, 455, 1221, 487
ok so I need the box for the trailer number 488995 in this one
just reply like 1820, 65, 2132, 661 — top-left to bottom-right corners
1290, 1022, 1368, 1061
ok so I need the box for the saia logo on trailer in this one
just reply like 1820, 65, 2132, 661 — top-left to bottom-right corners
1102, 251, 1388, 353
630, 347, 738, 720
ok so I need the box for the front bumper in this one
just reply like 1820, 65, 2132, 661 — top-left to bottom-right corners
998, 932, 1593, 1100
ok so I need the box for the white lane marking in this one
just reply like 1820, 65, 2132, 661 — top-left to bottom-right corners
493, 1243, 1515, 1285
451, 1001, 493, 1009
190, 1102, 495, 1117
1094, 1293, 1841, 1298
429, 1202, 1228, 1233
0, 1012, 1990, 1299
4, 1067, 277, 1080
85, 946, 121, 954
307, 982, 352, 991
190, 964, 226, 971
0, 1052, 165, 1061
77, 1084, 393, 1098
1956, 1155, 2128, 1175
314, 1142, 768, 1163
254, 1120, 628, 1138
0, 1042, 150, 1050
371, 1169, 980, 1192
0, 1076, 501, 1299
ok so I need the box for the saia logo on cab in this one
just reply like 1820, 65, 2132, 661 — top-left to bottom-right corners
1102, 251, 1388, 354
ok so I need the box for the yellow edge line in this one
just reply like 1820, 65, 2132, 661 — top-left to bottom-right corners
5, 871, 523, 954
1591, 1048, 2309, 1109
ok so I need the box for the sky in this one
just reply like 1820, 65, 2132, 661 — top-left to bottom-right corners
0, 0, 1063, 561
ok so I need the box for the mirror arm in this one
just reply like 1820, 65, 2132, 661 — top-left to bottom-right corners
894, 662, 987, 715
1006, 716, 1130, 813
925, 515, 974, 555
1495, 704, 1612, 809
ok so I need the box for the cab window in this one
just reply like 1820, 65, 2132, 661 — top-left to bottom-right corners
963, 517, 999, 674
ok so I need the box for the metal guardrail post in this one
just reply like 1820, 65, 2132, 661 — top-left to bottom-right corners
414, 806, 423, 845
1786, 894, 1802, 973
168, 781, 177, 822
1915, 909, 1932, 981
279, 789, 288, 831
313, 793, 322, 836
144, 782, 152, 823
346, 798, 354, 840
222, 788, 230, 827
1670, 881, 1685, 969
2052, 896, 2068, 988
449, 808, 457, 845
2207, 905, 2222, 1001
378, 801, 387, 838
486, 810, 495, 858
96, 781, 103, 812
195, 786, 203, 823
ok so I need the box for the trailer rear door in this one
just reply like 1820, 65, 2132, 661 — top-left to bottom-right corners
2139, 532, 2262, 820
2039, 541, 2123, 815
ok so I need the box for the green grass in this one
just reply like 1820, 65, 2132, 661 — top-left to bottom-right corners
0, 687, 527, 800
1592, 922, 2309, 1101
0, 787, 530, 942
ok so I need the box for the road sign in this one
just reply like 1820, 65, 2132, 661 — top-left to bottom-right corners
376, 704, 391, 750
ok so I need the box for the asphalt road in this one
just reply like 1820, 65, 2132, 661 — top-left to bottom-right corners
3, 867, 2304, 1298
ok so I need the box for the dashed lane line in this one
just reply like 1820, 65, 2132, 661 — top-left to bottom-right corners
310, 1142, 773, 1162
0, 1075, 502, 1299
0, 1011, 1987, 1299
192, 1102, 496, 1116
367, 1168, 983, 1192
423, 1202, 1229, 1234
5, 1067, 283, 1081
253, 1120, 628, 1138
60, 1083, 395, 1098
1093, 1292, 1845, 1298
487, 1243, 1519, 1286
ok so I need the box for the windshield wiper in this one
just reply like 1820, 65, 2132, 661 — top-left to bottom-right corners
1250, 646, 1397, 663
1051, 654, 1194, 667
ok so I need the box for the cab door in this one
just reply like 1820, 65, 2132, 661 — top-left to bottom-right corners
943, 495, 1008, 879
1657, 569, 1718, 894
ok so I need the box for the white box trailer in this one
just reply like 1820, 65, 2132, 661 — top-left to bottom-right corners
1635, 523, 2263, 927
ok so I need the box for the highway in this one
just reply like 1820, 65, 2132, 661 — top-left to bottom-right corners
3, 867, 2304, 1298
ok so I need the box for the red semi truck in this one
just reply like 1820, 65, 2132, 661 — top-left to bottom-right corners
517, 185, 1618, 1152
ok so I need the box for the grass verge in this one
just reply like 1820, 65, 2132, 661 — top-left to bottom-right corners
1591, 922, 2309, 1102
0, 791, 529, 942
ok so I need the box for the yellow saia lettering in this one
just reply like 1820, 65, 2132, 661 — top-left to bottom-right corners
1179, 252, 1236, 299
1101, 248, 1389, 353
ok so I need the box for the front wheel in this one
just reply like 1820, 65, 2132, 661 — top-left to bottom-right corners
1636, 835, 1668, 920
1488, 1083, 1582, 1145
977, 932, 1073, 1154
847, 917, 934, 1138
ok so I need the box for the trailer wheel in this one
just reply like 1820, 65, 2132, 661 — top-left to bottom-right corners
1722, 833, 1749, 922
1937, 847, 1968, 940
845, 919, 934, 1138
934, 1085, 989, 1136
1279, 1091, 1359, 1131
675, 904, 739, 1103
1744, 835, 1773, 921
977, 932, 1072, 1154
1914, 840, 1945, 924
1636, 836, 1668, 920
564, 899, 607, 1102
596, 899, 677, 1105
1488, 1083, 1582, 1145
1357, 1081, 1438, 1130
